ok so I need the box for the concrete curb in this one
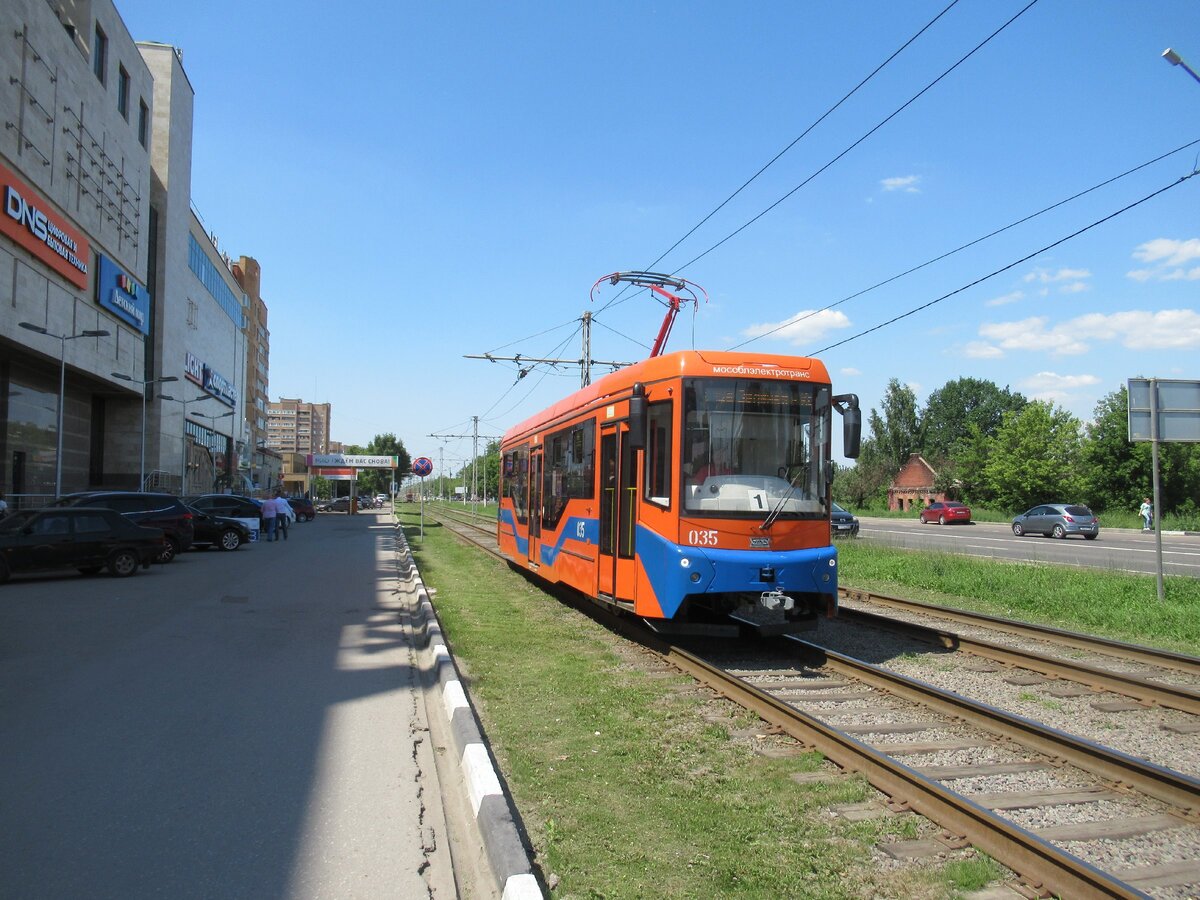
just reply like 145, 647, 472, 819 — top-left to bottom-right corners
395, 527, 543, 900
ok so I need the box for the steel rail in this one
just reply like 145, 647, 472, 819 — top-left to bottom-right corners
841, 587, 1200, 676
670, 643, 1150, 899
837, 606, 1200, 716
784, 638, 1200, 815
425, 511, 1195, 895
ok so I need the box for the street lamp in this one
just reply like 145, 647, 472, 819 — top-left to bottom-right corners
160, 393, 216, 494
112, 371, 178, 491
19, 322, 110, 497
194, 409, 235, 432
1163, 48, 1200, 86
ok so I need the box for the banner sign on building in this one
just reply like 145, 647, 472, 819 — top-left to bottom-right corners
308, 454, 399, 468
96, 255, 150, 334
203, 365, 237, 407
184, 351, 204, 385
184, 351, 237, 407
0, 161, 90, 290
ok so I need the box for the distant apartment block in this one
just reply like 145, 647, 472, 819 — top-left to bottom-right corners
266, 398, 330, 455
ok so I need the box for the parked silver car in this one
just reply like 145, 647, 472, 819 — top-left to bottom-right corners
1011, 503, 1099, 540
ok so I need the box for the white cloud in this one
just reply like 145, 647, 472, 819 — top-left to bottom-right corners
1059, 281, 1089, 294
1132, 238, 1200, 266
979, 309, 1200, 356
985, 290, 1024, 307
1019, 372, 1101, 406
1022, 371, 1101, 392
881, 175, 920, 193
978, 317, 1089, 355
840, 367, 862, 376
1126, 238, 1200, 282
741, 309, 851, 345
964, 341, 1003, 359
1023, 267, 1091, 285
1161, 267, 1200, 281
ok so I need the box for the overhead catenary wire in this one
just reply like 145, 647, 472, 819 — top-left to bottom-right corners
592, 0, 967, 320
647, 1, 964, 293
466, 1, 1043, 439
811, 170, 1199, 356
482, 315, 580, 355
666, 0, 1042, 278
481, 323, 584, 422
727, 136, 1200, 350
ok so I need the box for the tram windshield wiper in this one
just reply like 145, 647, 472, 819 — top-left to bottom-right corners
760, 468, 800, 532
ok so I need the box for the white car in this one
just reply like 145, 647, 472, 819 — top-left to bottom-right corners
374, 494, 388, 505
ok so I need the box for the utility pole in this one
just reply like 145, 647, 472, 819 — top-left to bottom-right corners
429, 419, 500, 516
465, 312, 631, 389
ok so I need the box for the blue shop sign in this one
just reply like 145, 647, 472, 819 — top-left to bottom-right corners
95, 255, 150, 334
203, 364, 238, 407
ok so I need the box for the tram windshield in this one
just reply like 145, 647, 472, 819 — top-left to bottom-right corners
682, 378, 830, 519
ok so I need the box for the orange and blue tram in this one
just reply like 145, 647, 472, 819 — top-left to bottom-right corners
497, 349, 861, 636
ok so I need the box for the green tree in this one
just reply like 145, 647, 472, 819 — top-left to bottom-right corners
1081, 388, 1150, 513
941, 423, 994, 505
867, 378, 920, 471
1082, 387, 1200, 516
982, 401, 1084, 511
833, 437, 894, 508
920, 377, 1026, 461
350, 433, 411, 497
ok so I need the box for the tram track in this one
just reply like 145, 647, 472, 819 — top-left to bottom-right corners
420, 507, 1200, 897
836, 597, 1200, 718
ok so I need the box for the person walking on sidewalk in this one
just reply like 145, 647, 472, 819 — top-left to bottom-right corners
1139, 497, 1153, 531
261, 494, 279, 542
275, 492, 294, 541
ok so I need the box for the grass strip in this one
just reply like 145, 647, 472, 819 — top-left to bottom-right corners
836, 540, 1200, 656
403, 512, 1004, 898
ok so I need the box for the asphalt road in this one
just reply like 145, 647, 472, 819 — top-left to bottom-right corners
0, 511, 454, 900
855, 516, 1200, 578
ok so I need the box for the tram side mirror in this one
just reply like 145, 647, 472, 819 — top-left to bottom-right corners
628, 382, 647, 450
832, 393, 861, 459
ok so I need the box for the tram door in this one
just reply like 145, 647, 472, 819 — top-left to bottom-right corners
598, 425, 638, 599
527, 447, 543, 565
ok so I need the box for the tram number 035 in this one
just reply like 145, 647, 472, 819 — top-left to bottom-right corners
688, 529, 719, 546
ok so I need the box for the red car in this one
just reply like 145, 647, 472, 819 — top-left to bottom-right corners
919, 501, 971, 525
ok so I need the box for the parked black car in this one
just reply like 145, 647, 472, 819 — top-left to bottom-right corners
53, 492, 194, 562
0, 507, 164, 582
183, 494, 263, 528
831, 502, 860, 537
287, 497, 316, 522
186, 505, 250, 551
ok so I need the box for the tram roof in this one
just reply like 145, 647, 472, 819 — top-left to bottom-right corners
502, 349, 832, 444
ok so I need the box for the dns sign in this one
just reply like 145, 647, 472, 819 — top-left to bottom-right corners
412, 457, 433, 477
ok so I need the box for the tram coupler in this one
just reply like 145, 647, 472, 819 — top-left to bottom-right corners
759, 590, 794, 612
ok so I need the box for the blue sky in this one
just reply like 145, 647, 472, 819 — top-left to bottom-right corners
114, 1, 1199, 471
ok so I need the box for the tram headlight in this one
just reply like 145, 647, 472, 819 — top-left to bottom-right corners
680, 558, 691, 568
690, 572, 701, 583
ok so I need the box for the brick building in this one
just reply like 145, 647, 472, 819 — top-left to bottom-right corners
887, 454, 947, 512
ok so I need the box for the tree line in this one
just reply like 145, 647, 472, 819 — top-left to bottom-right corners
834, 377, 1200, 520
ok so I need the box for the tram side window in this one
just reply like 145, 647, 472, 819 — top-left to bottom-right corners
645, 401, 673, 507
507, 447, 528, 525
541, 419, 594, 531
